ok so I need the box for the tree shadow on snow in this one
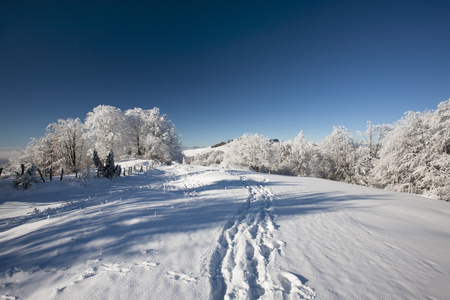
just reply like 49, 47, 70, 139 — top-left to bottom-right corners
0, 170, 395, 275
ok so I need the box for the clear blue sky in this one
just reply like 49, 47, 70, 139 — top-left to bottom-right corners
1, 0, 449, 149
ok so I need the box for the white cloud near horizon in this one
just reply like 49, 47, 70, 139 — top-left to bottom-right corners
0, 147, 23, 160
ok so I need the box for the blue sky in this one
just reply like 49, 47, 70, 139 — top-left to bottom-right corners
1, 0, 449, 150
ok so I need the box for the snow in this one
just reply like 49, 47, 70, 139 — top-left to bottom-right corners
1, 163, 449, 299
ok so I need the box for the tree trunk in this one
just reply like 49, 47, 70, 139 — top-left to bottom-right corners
0, 168, 3, 177
50, 167, 53, 181
21, 164, 25, 175
60, 168, 64, 180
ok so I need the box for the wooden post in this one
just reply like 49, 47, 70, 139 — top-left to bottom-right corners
60, 168, 64, 180
37, 168, 46, 183
123, 168, 126, 176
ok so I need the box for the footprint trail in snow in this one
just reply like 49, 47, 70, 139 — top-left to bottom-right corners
210, 175, 316, 299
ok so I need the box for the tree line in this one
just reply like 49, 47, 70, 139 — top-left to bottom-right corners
9, 105, 183, 179
186, 100, 450, 201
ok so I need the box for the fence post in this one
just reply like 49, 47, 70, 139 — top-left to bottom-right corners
60, 168, 64, 180
37, 168, 46, 183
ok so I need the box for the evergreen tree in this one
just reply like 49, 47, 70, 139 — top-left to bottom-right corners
104, 149, 115, 179
92, 149, 105, 178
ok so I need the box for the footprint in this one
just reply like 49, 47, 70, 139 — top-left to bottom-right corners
166, 271, 198, 283
54, 286, 66, 293
101, 263, 131, 274
80, 268, 97, 279
140, 261, 159, 268
71, 267, 97, 285
1, 296, 19, 300
278, 272, 316, 299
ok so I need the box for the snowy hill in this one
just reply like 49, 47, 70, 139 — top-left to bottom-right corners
1, 163, 449, 299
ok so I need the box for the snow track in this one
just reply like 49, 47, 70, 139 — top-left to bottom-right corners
210, 175, 315, 300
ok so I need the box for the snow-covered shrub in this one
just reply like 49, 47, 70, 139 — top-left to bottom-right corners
14, 165, 39, 189
80, 166, 97, 180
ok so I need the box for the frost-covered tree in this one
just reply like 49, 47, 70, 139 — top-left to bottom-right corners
124, 107, 150, 156
139, 108, 182, 163
319, 126, 356, 182
289, 131, 318, 177
84, 105, 130, 159
46, 118, 87, 177
9, 104, 182, 176
270, 140, 294, 175
9, 119, 86, 177
185, 149, 225, 166
224, 134, 275, 172
373, 100, 450, 200
353, 122, 392, 185
9, 135, 57, 174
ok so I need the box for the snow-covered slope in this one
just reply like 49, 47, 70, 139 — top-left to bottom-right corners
1, 164, 449, 299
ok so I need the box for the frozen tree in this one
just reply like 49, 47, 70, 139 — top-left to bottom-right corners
9, 125, 69, 177
84, 105, 130, 159
319, 126, 356, 182
271, 140, 294, 175
425, 99, 450, 199
373, 99, 450, 200
138, 108, 182, 163
373, 111, 429, 193
9, 104, 182, 177
185, 149, 225, 166
353, 122, 392, 185
289, 131, 318, 177
9, 137, 51, 174
124, 107, 150, 156
357, 121, 392, 160
224, 134, 275, 172
46, 118, 87, 177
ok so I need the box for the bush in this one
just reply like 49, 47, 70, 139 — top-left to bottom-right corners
14, 165, 39, 189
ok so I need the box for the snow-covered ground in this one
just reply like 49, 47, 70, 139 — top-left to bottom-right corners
1, 163, 449, 299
